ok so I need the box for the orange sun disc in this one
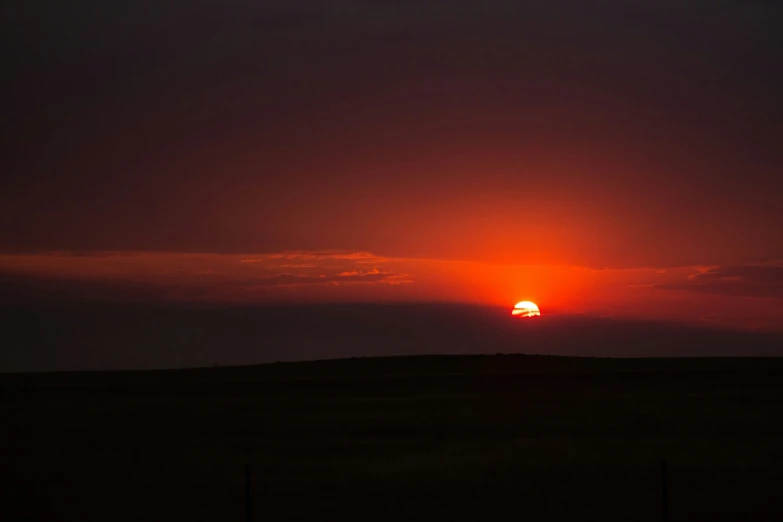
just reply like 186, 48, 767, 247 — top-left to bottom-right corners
512, 301, 540, 317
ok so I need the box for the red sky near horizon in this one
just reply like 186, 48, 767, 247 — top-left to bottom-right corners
2, 1, 783, 332
2, 251, 782, 332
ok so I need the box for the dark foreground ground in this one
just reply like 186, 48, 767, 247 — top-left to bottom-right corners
3, 355, 783, 521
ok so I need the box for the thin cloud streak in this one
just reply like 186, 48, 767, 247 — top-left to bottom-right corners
657, 263, 783, 299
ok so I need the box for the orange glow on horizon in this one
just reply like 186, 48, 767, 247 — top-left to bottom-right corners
0, 251, 781, 332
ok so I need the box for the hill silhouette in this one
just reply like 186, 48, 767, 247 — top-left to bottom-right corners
4, 354, 783, 521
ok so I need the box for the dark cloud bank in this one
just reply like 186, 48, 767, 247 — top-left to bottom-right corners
3, 302, 781, 373
659, 264, 783, 298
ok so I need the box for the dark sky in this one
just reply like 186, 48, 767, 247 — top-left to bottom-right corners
1, 1, 782, 332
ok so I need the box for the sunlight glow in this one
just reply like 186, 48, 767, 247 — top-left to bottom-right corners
512, 301, 541, 317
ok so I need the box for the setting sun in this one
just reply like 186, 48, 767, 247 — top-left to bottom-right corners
512, 301, 541, 317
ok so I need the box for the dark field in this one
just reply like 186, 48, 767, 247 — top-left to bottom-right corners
4, 355, 783, 521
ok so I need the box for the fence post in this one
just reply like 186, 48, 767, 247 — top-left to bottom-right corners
661, 458, 669, 522
245, 460, 253, 522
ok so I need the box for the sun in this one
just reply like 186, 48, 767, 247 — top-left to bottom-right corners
512, 301, 540, 317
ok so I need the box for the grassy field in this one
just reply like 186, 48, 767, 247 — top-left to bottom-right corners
3, 355, 783, 521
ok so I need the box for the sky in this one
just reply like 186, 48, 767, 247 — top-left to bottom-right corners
2, 1, 783, 334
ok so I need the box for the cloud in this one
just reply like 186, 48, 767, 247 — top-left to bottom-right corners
657, 264, 783, 298
246, 269, 408, 289
240, 251, 387, 264
338, 268, 381, 277
0, 250, 412, 303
